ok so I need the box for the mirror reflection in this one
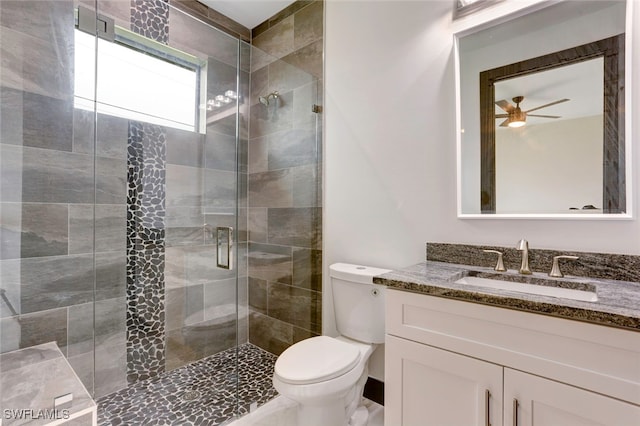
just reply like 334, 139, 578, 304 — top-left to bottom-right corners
458, 0, 627, 216
493, 59, 603, 214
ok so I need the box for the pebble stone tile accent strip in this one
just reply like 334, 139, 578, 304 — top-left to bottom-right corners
131, 0, 170, 44
126, 121, 168, 384
98, 343, 279, 426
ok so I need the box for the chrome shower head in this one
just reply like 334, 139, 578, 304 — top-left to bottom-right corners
258, 91, 279, 106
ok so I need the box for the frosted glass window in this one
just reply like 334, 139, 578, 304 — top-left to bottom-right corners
74, 30, 198, 131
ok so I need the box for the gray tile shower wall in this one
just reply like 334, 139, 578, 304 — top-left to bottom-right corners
0, 0, 92, 364
247, 0, 323, 356
1, 0, 251, 402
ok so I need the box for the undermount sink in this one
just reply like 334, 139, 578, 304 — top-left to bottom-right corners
455, 275, 598, 302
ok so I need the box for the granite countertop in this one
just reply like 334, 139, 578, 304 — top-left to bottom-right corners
374, 261, 640, 331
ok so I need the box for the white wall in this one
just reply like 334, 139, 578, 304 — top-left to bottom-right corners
496, 115, 603, 214
324, 0, 640, 380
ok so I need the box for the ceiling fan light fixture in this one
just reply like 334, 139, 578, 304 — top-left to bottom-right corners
508, 109, 526, 128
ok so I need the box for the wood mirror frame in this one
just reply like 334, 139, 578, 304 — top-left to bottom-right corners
479, 34, 625, 214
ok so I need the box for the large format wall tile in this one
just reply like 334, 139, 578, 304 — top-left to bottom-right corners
248, 243, 292, 285
248, 136, 268, 174
96, 156, 127, 204
94, 341, 126, 398
95, 251, 126, 301
0, 308, 68, 354
0, 203, 68, 260
293, 165, 321, 207
165, 284, 205, 332
0, 145, 94, 204
166, 127, 203, 167
165, 316, 236, 371
203, 278, 236, 322
0, 1, 74, 45
204, 169, 237, 210
1, 252, 124, 315
205, 131, 236, 171
267, 282, 321, 334
69, 204, 127, 255
16, 254, 95, 313
248, 311, 316, 356
167, 8, 239, 67
293, 1, 323, 51
267, 207, 321, 249
268, 59, 315, 96
248, 277, 268, 315
268, 128, 318, 170
281, 39, 323, 80
292, 248, 322, 292
67, 297, 126, 357
0, 88, 73, 151
248, 208, 268, 243
166, 164, 203, 207
293, 81, 320, 131
0, 26, 73, 101
252, 15, 294, 61
248, 169, 293, 208
73, 110, 129, 159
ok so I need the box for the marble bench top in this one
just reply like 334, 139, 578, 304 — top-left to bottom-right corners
0, 342, 96, 425
374, 261, 640, 332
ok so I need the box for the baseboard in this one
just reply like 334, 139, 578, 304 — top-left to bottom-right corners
363, 377, 384, 406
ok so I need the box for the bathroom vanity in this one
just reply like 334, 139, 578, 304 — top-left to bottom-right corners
377, 256, 640, 426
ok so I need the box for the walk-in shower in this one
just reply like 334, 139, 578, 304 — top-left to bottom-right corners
0, 0, 322, 424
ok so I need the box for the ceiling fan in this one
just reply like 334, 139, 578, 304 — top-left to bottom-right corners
495, 96, 570, 128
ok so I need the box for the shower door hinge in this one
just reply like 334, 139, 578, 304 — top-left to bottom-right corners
77, 6, 115, 42
312, 104, 323, 114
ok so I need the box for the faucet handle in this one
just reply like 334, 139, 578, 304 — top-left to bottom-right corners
549, 255, 579, 278
483, 250, 506, 272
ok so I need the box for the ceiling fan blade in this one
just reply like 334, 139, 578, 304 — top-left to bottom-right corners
525, 98, 570, 113
527, 114, 561, 119
495, 99, 515, 113
499, 118, 510, 127
495, 114, 509, 118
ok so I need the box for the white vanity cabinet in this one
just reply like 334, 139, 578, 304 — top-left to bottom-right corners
385, 289, 640, 426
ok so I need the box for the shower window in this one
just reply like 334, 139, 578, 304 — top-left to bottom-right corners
74, 26, 204, 132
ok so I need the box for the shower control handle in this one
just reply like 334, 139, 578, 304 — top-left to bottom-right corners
216, 227, 233, 270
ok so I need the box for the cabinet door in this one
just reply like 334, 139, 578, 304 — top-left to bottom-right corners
505, 368, 640, 426
386, 335, 503, 426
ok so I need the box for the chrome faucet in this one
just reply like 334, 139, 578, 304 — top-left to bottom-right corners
516, 239, 532, 275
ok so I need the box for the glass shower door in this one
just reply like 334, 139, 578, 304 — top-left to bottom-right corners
86, 0, 244, 417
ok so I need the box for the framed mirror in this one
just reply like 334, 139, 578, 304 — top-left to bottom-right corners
454, 0, 503, 20
457, 0, 631, 218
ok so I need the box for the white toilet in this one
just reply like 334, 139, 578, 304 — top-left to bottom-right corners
272, 263, 391, 426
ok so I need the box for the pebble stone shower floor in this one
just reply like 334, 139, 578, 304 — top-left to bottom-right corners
97, 343, 278, 425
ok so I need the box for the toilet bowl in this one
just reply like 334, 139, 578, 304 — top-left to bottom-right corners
272, 263, 391, 426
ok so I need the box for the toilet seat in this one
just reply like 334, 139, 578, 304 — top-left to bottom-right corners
274, 336, 361, 385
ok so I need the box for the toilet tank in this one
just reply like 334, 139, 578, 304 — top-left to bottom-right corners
330, 263, 392, 344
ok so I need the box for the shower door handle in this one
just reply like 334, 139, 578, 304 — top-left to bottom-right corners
216, 227, 233, 270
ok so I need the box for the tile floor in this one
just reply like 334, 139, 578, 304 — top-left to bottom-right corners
97, 343, 278, 425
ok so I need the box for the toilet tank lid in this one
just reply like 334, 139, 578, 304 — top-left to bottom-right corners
329, 263, 392, 284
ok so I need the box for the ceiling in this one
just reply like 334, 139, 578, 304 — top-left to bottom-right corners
200, 0, 297, 29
